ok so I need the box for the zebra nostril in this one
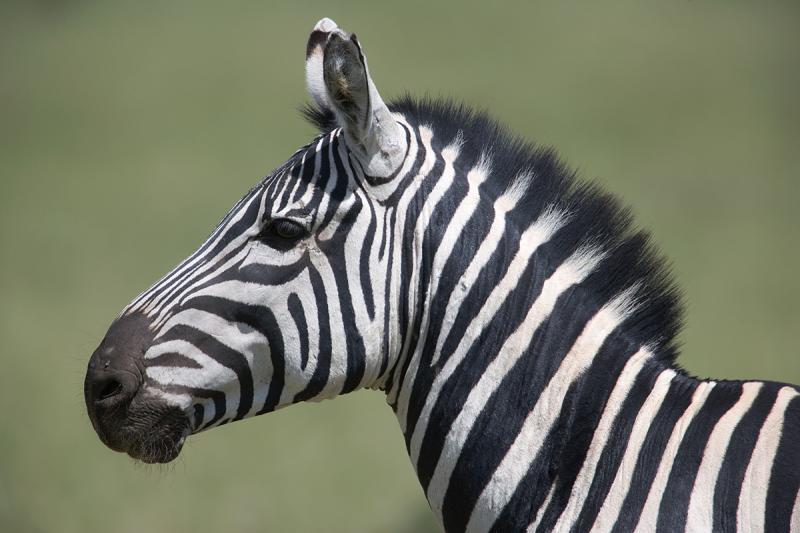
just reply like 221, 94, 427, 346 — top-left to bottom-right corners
96, 377, 125, 402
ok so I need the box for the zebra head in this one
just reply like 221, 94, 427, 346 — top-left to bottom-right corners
84, 19, 410, 463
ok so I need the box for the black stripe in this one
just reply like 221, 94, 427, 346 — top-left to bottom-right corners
377, 207, 389, 262
489, 380, 583, 533
313, 134, 332, 193
441, 284, 608, 532
413, 254, 548, 491
712, 383, 778, 532
287, 293, 309, 371
139, 187, 259, 306
294, 145, 319, 201
377, 217, 394, 381
294, 265, 332, 402
382, 125, 426, 209
423, 179, 493, 358
379, 126, 428, 396
609, 376, 696, 532
146, 351, 202, 369
329, 230, 367, 394
231, 259, 308, 287
156, 383, 226, 431
765, 391, 800, 532
194, 388, 227, 430
145, 190, 264, 312
530, 330, 642, 531
329, 135, 350, 201
655, 382, 743, 532
154, 324, 254, 420
192, 403, 204, 429
256, 309, 285, 414
398, 145, 469, 432
358, 193, 377, 322
569, 360, 662, 532
401, 193, 527, 436
392, 144, 447, 400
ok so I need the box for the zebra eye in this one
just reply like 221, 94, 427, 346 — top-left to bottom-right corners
270, 218, 306, 240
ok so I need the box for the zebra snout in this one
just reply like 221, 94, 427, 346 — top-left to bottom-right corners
85, 365, 139, 407
84, 312, 151, 452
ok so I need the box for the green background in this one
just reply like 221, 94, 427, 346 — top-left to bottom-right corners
1, 2, 798, 532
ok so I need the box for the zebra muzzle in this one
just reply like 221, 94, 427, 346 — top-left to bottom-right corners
84, 312, 190, 463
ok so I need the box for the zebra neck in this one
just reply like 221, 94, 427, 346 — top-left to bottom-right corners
395, 307, 700, 530
386, 232, 700, 529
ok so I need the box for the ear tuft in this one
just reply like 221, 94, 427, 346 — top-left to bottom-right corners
305, 18, 339, 109
306, 18, 338, 59
314, 17, 338, 33
303, 19, 407, 181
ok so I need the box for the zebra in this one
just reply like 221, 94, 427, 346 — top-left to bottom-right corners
83, 18, 800, 532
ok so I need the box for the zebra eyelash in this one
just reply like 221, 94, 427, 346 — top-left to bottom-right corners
255, 218, 309, 250
270, 218, 307, 240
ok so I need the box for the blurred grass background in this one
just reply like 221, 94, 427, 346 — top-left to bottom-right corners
1, 1, 798, 532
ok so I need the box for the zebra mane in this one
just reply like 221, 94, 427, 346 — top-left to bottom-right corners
302, 96, 685, 366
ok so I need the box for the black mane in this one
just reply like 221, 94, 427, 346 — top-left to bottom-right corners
302, 96, 685, 366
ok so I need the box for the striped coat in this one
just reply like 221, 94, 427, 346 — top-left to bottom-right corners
84, 18, 800, 532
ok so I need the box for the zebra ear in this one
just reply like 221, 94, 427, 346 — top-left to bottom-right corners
305, 19, 407, 181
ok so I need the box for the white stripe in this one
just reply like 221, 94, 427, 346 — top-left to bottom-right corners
271, 297, 313, 408
139, 190, 264, 316
195, 257, 346, 402
589, 368, 677, 532
284, 153, 306, 206
307, 245, 349, 400
272, 165, 296, 209
385, 125, 435, 405
150, 246, 254, 331
632, 380, 717, 532
289, 275, 321, 382
144, 339, 240, 421
163, 273, 323, 406
153, 390, 193, 411
148, 196, 271, 329
125, 191, 254, 314
551, 348, 652, 532
167, 216, 316, 326
407, 207, 566, 461
426, 245, 605, 521
792, 487, 800, 533
685, 381, 762, 531
314, 131, 348, 243
553, 348, 652, 531
465, 289, 637, 533
394, 142, 475, 430
431, 171, 530, 367
141, 132, 322, 321
152, 310, 271, 415
361, 199, 392, 389
737, 386, 798, 531
314, 141, 375, 386
344, 191, 387, 389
